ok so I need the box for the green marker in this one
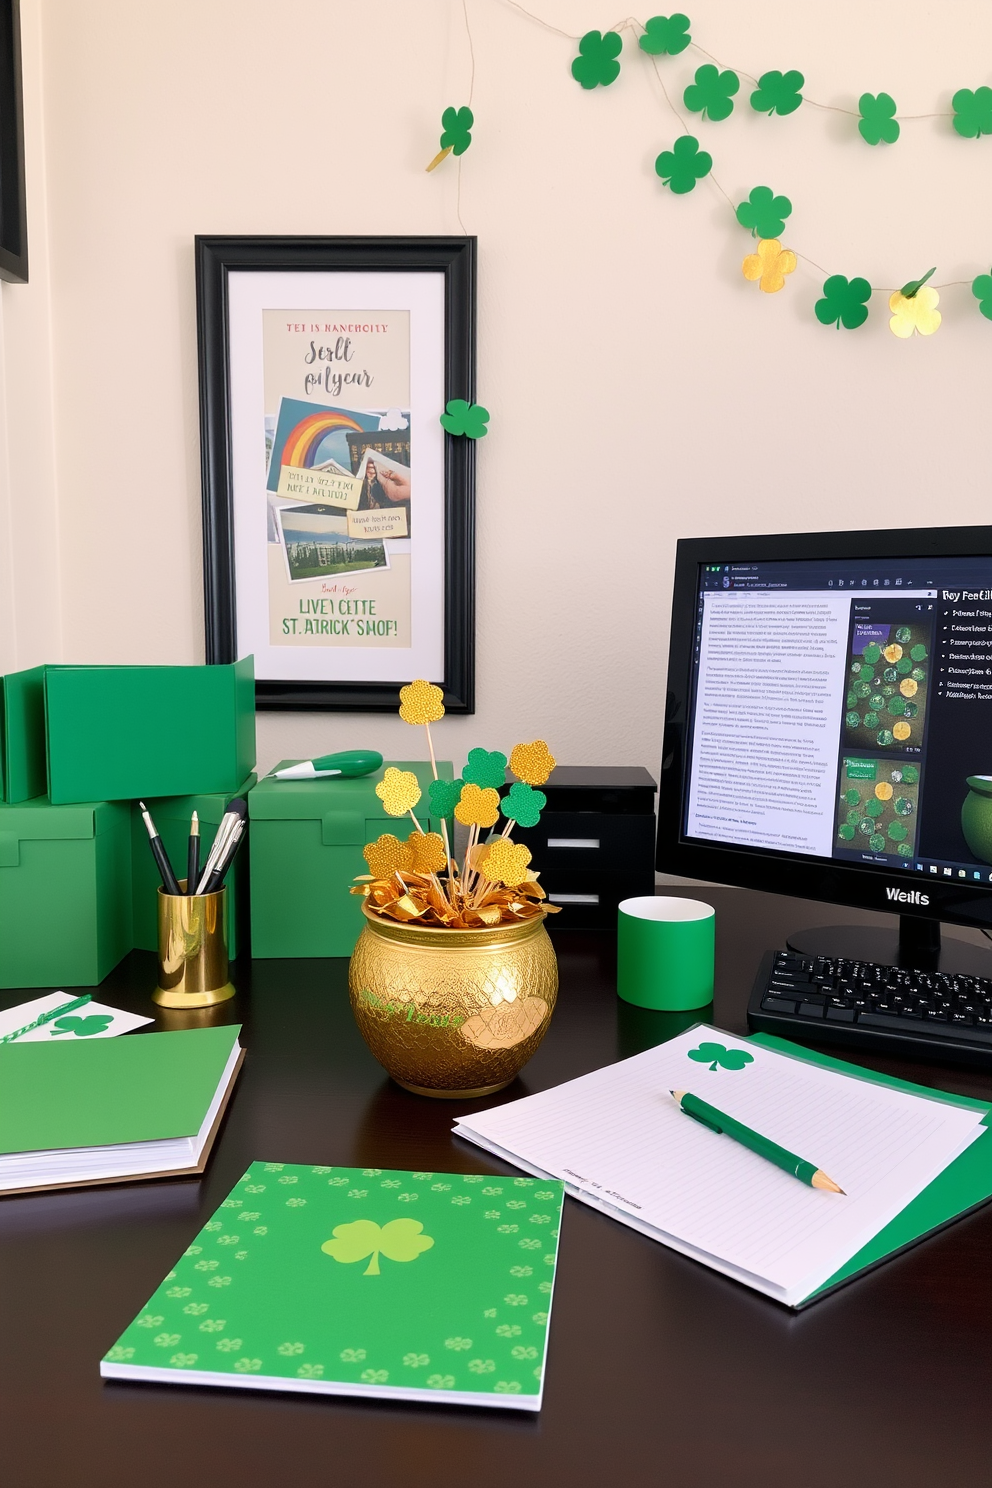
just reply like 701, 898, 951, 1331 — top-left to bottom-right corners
670, 1090, 845, 1192
272, 750, 383, 781
1, 993, 93, 1044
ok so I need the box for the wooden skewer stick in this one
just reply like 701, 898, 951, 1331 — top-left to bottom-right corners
426, 145, 453, 172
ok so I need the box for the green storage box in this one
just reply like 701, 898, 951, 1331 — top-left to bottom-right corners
248, 760, 453, 958
130, 775, 256, 960
0, 666, 47, 803
0, 797, 132, 988
44, 659, 256, 805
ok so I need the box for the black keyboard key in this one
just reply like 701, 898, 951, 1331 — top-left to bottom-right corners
858, 1012, 992, 1042
797, 1002, 825, 1019
761, 996, 797, 1013
825, 1006, 856, 1022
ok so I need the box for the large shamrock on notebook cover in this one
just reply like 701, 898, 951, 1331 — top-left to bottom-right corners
321, 1218, 434, 1275
688, 1041, 754, 1071
51, 1013, 114, 1037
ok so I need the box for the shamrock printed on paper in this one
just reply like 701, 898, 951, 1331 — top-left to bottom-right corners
375, 767, 422, 817
454, 782, 501, 829
364, 834, 415, 878
509, 740, 556, 786
735, 185, 792, 240
742, 238, 797, 294
439, 399, 490, 438
429, 777, 463, 818
688, 1041, 755, 1071
814, 275, 872, 329
321, 1217, 434, 1276
638, 13, 691, 56
427, 1374, 456, 1389
654, 134, 712, 194
971, 269, 992, 320
51, 1013, 114, 1037
399, 678, 445, 725
501, 781, 546, 829
570, 29, 622, 89
952, 86, 992, 138
858, 92, 899, 145
750, 69, 804, 116
480, 838, 532, 888
403, 1352, 430, 1367
683, 64, 740, 122
361, 1368, 389, 1384
463, 747, 508, 791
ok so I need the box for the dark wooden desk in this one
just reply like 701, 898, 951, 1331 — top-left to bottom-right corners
1, 887, 989, 1488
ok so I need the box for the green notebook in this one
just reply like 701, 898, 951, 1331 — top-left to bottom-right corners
102, 1163, 564, 1410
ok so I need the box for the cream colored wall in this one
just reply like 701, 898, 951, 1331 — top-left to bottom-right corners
1, 0, 990, 779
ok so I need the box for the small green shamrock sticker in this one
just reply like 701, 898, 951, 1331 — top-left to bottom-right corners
683, 64, 739, 122
688, 1041, 754, 1072
440, 105, 473, 156
952, 86, 992, 138
750, 69, 804, 116
971, 269, 992, 321
655, 135, 712, 194
571, 30, 622, 89
463, 747, 507, 790
638, 13, 691, 56
735, 185, 792, 239
814, 275, 872, 329
501, 782, 546, 829
321, 1218, 434, 1276
428, 776, 463, 818
858, 93, 899, 145
51, 1013, 114, 1037
440, 399, 489, 438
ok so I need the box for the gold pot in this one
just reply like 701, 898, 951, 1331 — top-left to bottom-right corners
349, 905, 558, 1098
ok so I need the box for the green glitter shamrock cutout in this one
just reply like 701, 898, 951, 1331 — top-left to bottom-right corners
501, 782, 546, 830
51, 1013, 114, 1037
683, 64, 739, 122
858, 93, 899, 145
440, 399, 489, 438
971, 270, 992, 321
750, 69, 804, 116
952, 87, 992, 138
815, 275, 872, 329
638, 13, 691, 56
735, 185, 792, 239
688, 1041, 754, 1072
570, 30, 622, 90
463, 747, 507, 791
427, 106, 474, 171
428, 777, 463, 817
655, 135, 712, 194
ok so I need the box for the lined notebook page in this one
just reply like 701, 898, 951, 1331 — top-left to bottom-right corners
454, 1028, 985, 1302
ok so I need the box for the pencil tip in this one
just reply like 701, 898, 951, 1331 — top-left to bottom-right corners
139, 801, 147, 811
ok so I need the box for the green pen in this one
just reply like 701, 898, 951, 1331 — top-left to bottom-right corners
1, 993, 93, 1045
272, 750, 384, 781
670, 1090, 845, 1193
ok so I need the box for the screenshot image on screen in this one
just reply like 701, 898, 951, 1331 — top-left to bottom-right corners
682, 556, 992, 884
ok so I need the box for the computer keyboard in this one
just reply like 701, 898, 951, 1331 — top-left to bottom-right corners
747, 950, 992, 1069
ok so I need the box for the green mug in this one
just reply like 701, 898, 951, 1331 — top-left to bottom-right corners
617, 896, 715, 1011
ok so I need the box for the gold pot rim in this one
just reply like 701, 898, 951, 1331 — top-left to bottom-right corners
360, 901, 548, 951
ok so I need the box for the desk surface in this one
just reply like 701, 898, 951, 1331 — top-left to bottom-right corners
1, 887, 989, 1488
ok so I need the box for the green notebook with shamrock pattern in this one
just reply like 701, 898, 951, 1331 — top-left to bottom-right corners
101, 1163, 564, 1409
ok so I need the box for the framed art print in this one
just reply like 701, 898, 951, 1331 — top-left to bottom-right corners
196, 235, 476, 711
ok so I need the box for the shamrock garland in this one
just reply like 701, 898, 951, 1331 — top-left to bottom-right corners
859, 93, 899, 145
440, 398, 490, 438
749, 69, 804, 116
683, 64, 739, 122
952, 87, 992, 138
815, 276, 872, 329
426, 106, 474, 171
571, 30, 622, 89
654, 135, 710, 194
735, 186, 792, 240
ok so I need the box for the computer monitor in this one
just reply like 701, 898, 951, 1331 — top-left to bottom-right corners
658, 525, 992, 975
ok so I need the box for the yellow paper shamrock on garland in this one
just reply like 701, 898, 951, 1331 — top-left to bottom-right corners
454, 782, 501, 828
509, 741, 556, 786
888, 287, 941, 337
409, 831, 447, 875
480, 838, 532, 888
375, 767, 423, 817
398, 679, 445, 725
363, 834, 415, 877
742, 238, 797, 294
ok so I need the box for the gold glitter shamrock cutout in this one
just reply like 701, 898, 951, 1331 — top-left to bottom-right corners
364, 834, 415, 877
409, 831, 446, 874
399, 679, 445, 726
742, 238, 797, 294
375, 767, 423, 817
509, 741, 556, 786
480, 838, 532, 887
454, 782, 501, 828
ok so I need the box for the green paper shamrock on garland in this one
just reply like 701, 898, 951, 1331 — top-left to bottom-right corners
952, 86, 992, 138
815, 275, 872, 329
901, 266, 936, 298
501, 782, 547, 830
428, 777, 464, 817
688, 1041, 754, 1072
440, 399, 489, 438
638, 13, 691, 56
735, 185, 792, 239
570, 30, 622, 90
858, 93, 899, 145
426, 106, 474, 172
750, 69, 804, 116
655, 135, 712, 194
51, 1013, 114, 1037
971, 270, 992, 321
463, 747, 508, 791
683, 64, 739, 121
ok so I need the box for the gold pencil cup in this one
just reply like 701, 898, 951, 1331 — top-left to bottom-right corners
153, 883, 236, 1008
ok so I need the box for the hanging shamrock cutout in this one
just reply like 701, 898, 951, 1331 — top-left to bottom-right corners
742, 238, 796, 294
749, 69, 804, 116
952, 87, 992, 138
735, 185, 792, 239
463, 747, 508, 791
426, 106, 474, 172
51, 1013, 114, 1037
683, 64, 739, 121
971, 269, 992, 321
509, 740, 556, 786
654, 135, 712, 194
571, 30, 622, 90
439, 399, 489, 438
502, 782, 547, 829
428, 777, 464, 818
321, 1218, 434, 1276
858, 93, 899, 145
638, 13, 691, 56
688, 1041, 754, 1071
814, 275, 872, 329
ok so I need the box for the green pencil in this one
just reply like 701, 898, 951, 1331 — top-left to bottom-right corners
0, 994, 93, 1045
670, 1089, 845, 1193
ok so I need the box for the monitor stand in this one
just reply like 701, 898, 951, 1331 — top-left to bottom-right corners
787, 914, 992, 977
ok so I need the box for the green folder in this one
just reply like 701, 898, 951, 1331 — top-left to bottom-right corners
0, 666, 47, 803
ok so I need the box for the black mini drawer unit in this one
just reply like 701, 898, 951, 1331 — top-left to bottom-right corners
511, 766, 658, 928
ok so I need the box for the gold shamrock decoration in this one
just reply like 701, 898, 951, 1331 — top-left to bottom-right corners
481, 838, 532, 887
398, 679, 445, 725
742, 238, 797, 294
363, 834, 415, 878
454, 782, 501, 828
409, 831, 446, 874
509, 741, 556, 786
375, 767, 423, 817
888, 287, 941, 338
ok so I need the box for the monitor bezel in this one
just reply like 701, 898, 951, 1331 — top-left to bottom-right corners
657, 524, 992, 932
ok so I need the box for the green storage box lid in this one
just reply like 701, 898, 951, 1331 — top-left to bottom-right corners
0, 797, 127, 867
1, 666, 47, 804
249, 760, 452, 843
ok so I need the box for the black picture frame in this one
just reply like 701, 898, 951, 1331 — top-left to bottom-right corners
196, 234, 476, 712
0, 0, 28, 284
